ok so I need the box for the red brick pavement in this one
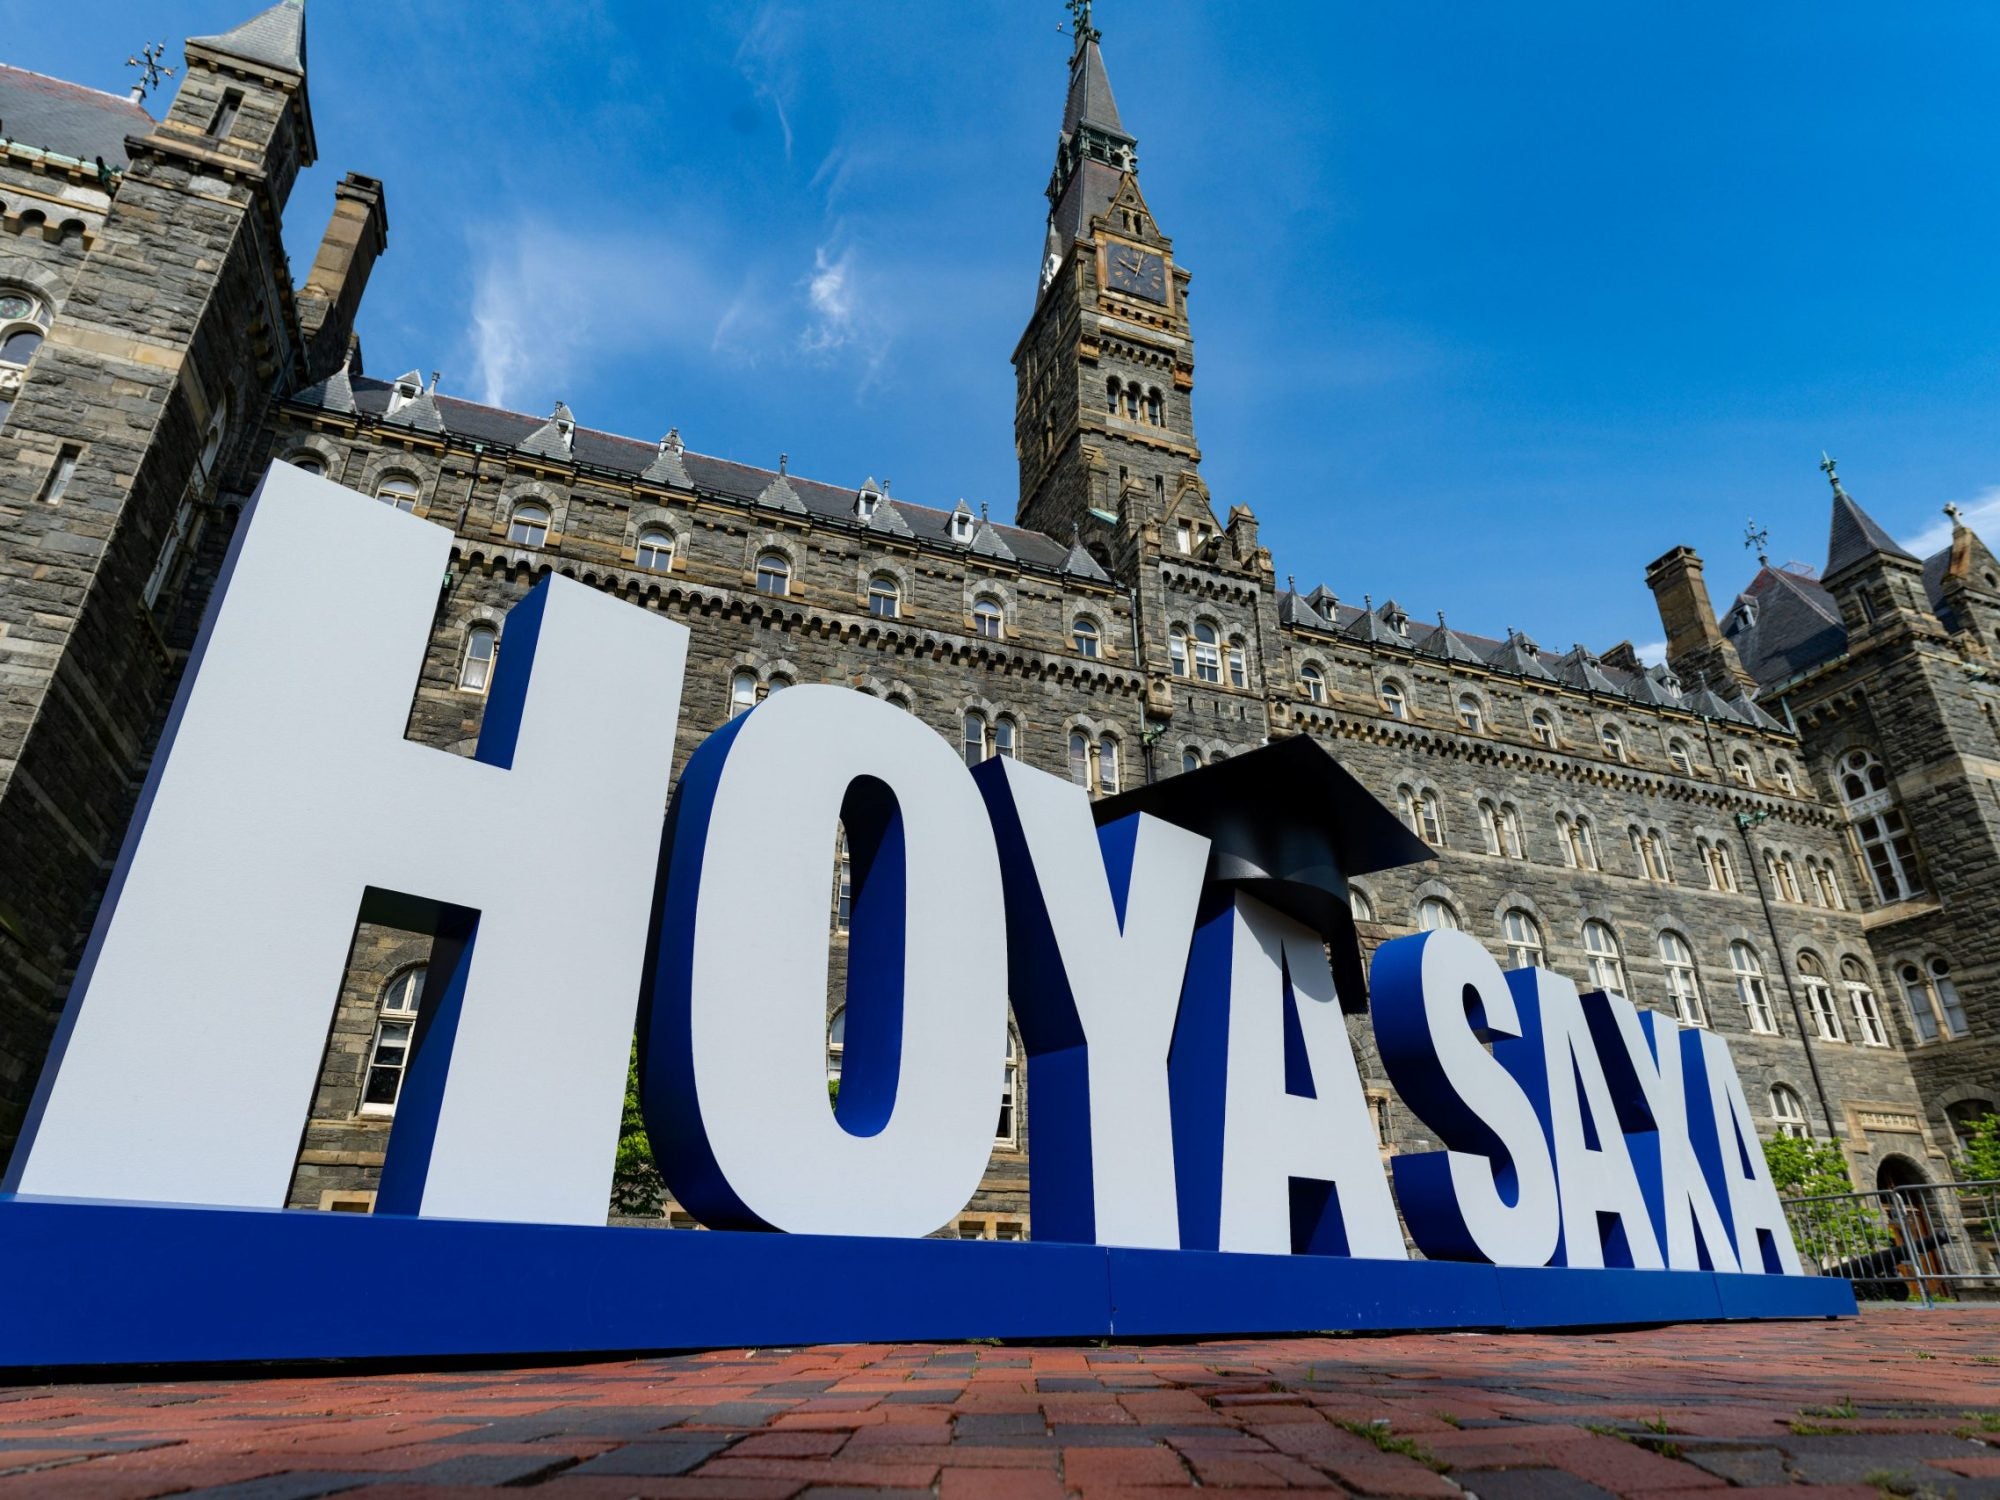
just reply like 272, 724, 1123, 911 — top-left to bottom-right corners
1, 1306, 1997, 1497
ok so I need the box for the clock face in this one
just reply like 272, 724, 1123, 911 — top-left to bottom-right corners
1105, 245, 1168, 304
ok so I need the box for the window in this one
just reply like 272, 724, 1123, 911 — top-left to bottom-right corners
1811, 860, 1844, 910
1176, 519, 1194, 554
1574, 816, 1599, 870
1730, 751, 1755, 787
1417, 897, 1460, 931
963, 711, 988, 767
375, 474, 419, 512
1798, 952, 1843, 1042
1479, 801, 1502, 856
1631, 827, 1670, 882
1073, 617, 1100, 657
208, 88, 242, 139
1401, 786, 1443, 844
1583, 921, 1625, 996
1838, 749, 1921, 903
1732, 942, 1777, 1034
729, 670, 759, 719
951, 509, 976, 542
359, 967, 426, 1115
1193, 621, 1221, 683
1069, 731, 1090, 787
1559, 814, 1599, 871
827, 1007, 845, 1088
1349, 886, 1375, 923
38, 444, 79, 505
1530, 710, 1557, 748
636, 529, 675, 573
1898, 957, 1969, 1043
766, 674, 791, 695
1479, 801, 1524, 859
1301, 663, 1326, 703
1774, 759, 1797, 794
141, 498, 194, 611
1668, 739, 1694, 776
996, 1031, 1020, 1147
458, 624, 497, 693
1842, 957, 1888, 1047
288, 453, 325, 477
1227, 638, 1247, 689
1704, 839, 1738, 893
1169, 627, 1189, 677
994, 715, 1017, 759
1069, 731, 1118, 795
1502, 908, 1544, 970
1097, 734, 1119, 795
1600, 723, 1626, 761
0, 290, 45, 327
1769, 1084, 1809, 1140
1145, 387, 1164, 425
1181, 748, 1202, 774
1556, 814, 1578, 868
972, 597, 1004, 639
755, 551, 791, 596
508, 502, 549, 547
1457, 695, 1484, 733
832, 831, 851, 933
1380, 679, 1408, 720
868, 573, 900, 618
1660, 931, 1705, 1027
1767, 852, 1802, 903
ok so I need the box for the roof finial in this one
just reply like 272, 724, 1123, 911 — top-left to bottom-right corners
1946, 501, 1965, 527
1744, 517, 1770, 568
1062, 0, 1100, 49
1286, 574, 1296, 593
125, 42, 175, 105
778, 452, 788, 476
1819, 450, 1845, 497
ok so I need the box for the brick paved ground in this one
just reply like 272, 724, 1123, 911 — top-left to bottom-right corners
2, 1306, 1998, 1498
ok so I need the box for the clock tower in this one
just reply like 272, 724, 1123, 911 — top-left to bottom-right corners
1012, 6, 1203, 566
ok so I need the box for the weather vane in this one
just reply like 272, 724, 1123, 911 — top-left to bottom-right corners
1744, 518, 1770, 568
125, 42, 175, 105
1819, 451, 1844, 496
1060, 0, 1100, 46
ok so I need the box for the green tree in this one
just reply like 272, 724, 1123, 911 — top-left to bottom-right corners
1953, 1113, 2000, 1184
610, 1040, 664, 1218
1764, 1135, 1889, 1262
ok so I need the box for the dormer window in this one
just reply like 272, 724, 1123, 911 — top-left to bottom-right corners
857, 487, 881, 520
1176, 520, 1194, 554
951, 509, 976, 543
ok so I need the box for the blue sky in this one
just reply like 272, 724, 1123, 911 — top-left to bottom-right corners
12, 1, 2000, 657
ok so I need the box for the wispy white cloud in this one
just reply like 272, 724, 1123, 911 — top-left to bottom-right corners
1633, 639, 1668, 666
735, 2, 801, 160
1901, 485, 2000, 558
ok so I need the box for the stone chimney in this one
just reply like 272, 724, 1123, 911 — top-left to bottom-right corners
1644, 546, 1757, 694
296, 172, 389, 385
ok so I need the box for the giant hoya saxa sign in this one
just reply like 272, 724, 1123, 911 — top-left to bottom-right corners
0, 465, 1849, 1368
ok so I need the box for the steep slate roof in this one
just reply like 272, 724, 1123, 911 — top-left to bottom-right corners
1825, 487, 1917, 577
294, 375, 1074, 570
1062, 37, 1126, 137
0, 64, 153, 168
1723, 565, 1849, 688
188, 0, 307, 74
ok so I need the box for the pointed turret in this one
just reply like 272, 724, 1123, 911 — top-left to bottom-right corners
1045, 8, 1142, 253
1825, 470, 1916, 578
188, 0, 307, 76
1816, 455, 1940, 642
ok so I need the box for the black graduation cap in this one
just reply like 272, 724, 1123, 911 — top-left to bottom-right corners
1092, 735, 1435, 1012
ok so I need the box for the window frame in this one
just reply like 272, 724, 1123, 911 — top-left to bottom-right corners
636, 528, 676, 573
1659, 930, 1706, 1027
458, 623, 498, 694
754, 551, 792, 597
507, 501, 550, 547
358, 966, 427, 1117
1732, 941, 1778, 1034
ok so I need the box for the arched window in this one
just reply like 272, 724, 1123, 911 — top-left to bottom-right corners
197, 397, 229, 482
729, 669, 759, 719
1600, 723, 1626, 761
1069, 730, 1091, 788
1730, 750, 1755, 787
1631, 826, 1669, 882
374, 474, 419, 512
458, 624, 497, 693
1709, 840, 1738, 893
1502, 908, 1544, 969
1838, 749, 1920, 903
1479, 800, 1502, 855
1583, 921, 1625, 996
508, 502, 549, 547
1898, 957, 1968, 1043
1773, 758, 1797, 794
1169, 626, 1189, 677
755, 551, 791, 596
827, 1007, 845, 1087
972, 596, 1004, 639
0, 289, 45, 375
1349, 886, 1376, 923
832, 831, 851, 933
1300, 663, 1326, 703
1660, 930, 1704, 1027
1797, 952, 1843, 1042
962, 711, 988, 766
1530, 709, 1557, 748
1124, 382, 1141, 420
1842, 957, 1888, 1047
994, 715, 1017, 759
1574, 816, 1599, 870
1769, 1084, 1809, 1140
1457, 694, 1484, 734
1193, 621, 1221, 683
1556, 814, 1579, 868
765, 674, 791, 694
867, 573, 900, 618
996, 1030, 1021, 1147
1097, 734, 1120, 795
1770, 852, 1802, 903
1227, 636, 1247, 689
359, 967, 426, 1115
1668, 738, 1694, 775
1731, 942, 1777, 1034
1181, 747, 1202, 774
1499, 803, 1524, 859
1073, 617, 1100, 657
1105, 375, 1120, 412
1380, 679, 1408, 720
1811, 860, 1844, 910
288, 453, 325, 477
636, 529, 675, 573
1416, 896, 1460, 932
1401, 786, 1443, 845
1145, 387, 1164, 425
886, 691, 913, 713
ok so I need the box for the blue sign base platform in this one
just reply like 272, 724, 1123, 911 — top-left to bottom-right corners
0, 1198, 1854, 1371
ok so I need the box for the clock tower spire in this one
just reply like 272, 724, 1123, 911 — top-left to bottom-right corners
1012, 6, 1202, 564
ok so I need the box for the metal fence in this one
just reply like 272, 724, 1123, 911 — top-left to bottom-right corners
1782, 1178, 2000, 1305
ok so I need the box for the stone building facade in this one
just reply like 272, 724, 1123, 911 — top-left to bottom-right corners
0, 4, 1988, 1234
